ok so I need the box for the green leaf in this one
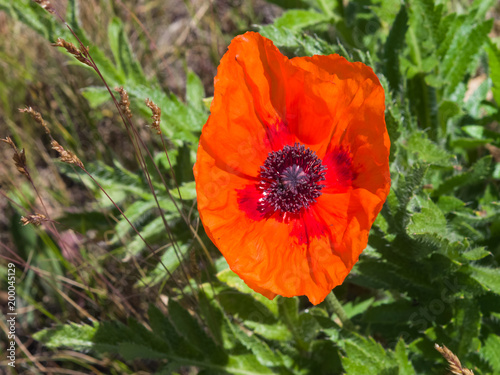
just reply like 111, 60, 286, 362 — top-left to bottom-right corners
224, 354, 274, 375
168, 299, 226, 364
111, 200, 157, 243
148, 305, 200, 358
273, 10, 329, 31
470, 0, 497, 21
226, 317, 285, 368
186, 70, 205, 113
116, 215, 172, 257
81, 86, 110, 108
461, 247, 491, 261
383, 5, 408, 92
453, 299, 481, 357
394, 339, 417, 375
118, 342, 168, 360
258, 25, 335, 56
343, 297, 375, 319
411, 0, 443, 45
217, 269, 278, 317
107, 17, 146, 83
479, 334, 500, 372
406, 132, 453, 166
394, 164, 429, 231
243, 321, 292, 341
407, 197, 447, 237
138, 243, 191, 286
362, 300, 415, 325
434, 156, 492, 196
486, 39, 500, 105
341, 333, 396, 374
440, 19, 493, 96
436, 196, 465, 213
470, 265, 500, 295
33, 323, 97, 350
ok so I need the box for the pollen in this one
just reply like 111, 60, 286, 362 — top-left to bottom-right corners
258, 143, 326, 216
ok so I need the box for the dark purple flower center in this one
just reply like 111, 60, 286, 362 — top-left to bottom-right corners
258, 143, 326, 215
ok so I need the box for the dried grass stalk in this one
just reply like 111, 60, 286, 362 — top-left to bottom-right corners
1, 137, 29, 178
19, 106, 51, 135
115, 87, 133, 119
51, 140, 84, 169
52, 38, 91, 66
21, 214, 48, 226
435, 344, 474, 375
145, 98, 161, 135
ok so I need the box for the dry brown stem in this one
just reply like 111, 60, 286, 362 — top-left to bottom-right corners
435, 344, 474, 375
21, 214, 48, 226
1, 136, 29, 178
19, 106, 51, 135
51, 140, 84, 169
115, 87, 133, 119
145, 98, 161, 135
52, 38, 91, 66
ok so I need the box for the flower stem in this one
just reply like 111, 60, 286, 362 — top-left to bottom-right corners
325, 291, 355, 331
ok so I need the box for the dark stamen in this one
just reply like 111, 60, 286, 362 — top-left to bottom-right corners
257, 143, 326, 217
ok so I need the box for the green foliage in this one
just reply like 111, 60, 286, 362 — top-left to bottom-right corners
2, 0, 500, 374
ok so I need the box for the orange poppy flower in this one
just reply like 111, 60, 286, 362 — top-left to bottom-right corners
194, 32, 390, 305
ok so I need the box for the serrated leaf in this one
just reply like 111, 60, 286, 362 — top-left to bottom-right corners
407, 197, 447, 236
148, 305, 200, 358
436, 195, 465, 213
226, 317, 285, 368
394, 164, 429, 231
383, 5, 408, 92
394, 339, 416, 375
343, 297, 375, 319
33, 323, 97, 350
470, 265, 500, 295
362, 300, 415, 325
434, 156, 492, 196
440, 19, 493, 96
138, 243, 191, 286
462, 247, 491, 261
341, 333, 395, 374
217, 269, 278, 317
273, 10, 329, 31
171, 181, 197, 200
111, 200, 157, 243
406, 132, 453, 166
224, 354, 274, 375
108, 17, 145, 83
243, 321, 292, 341
453, 299, 481, 357
486, 39, 500, 105
186, 70, 205, 113
168, 299, 226, 364
479, 334, 500, 372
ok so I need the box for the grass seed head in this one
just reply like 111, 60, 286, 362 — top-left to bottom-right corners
1, 136, 29, 178
435, 344, 474, 375
145, 98, 161, 135
19, 106, 51, 135
21, 213, 48, 226
115, 87, 133, 119
51, 140, 84, 169
52, 38, 91, 66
